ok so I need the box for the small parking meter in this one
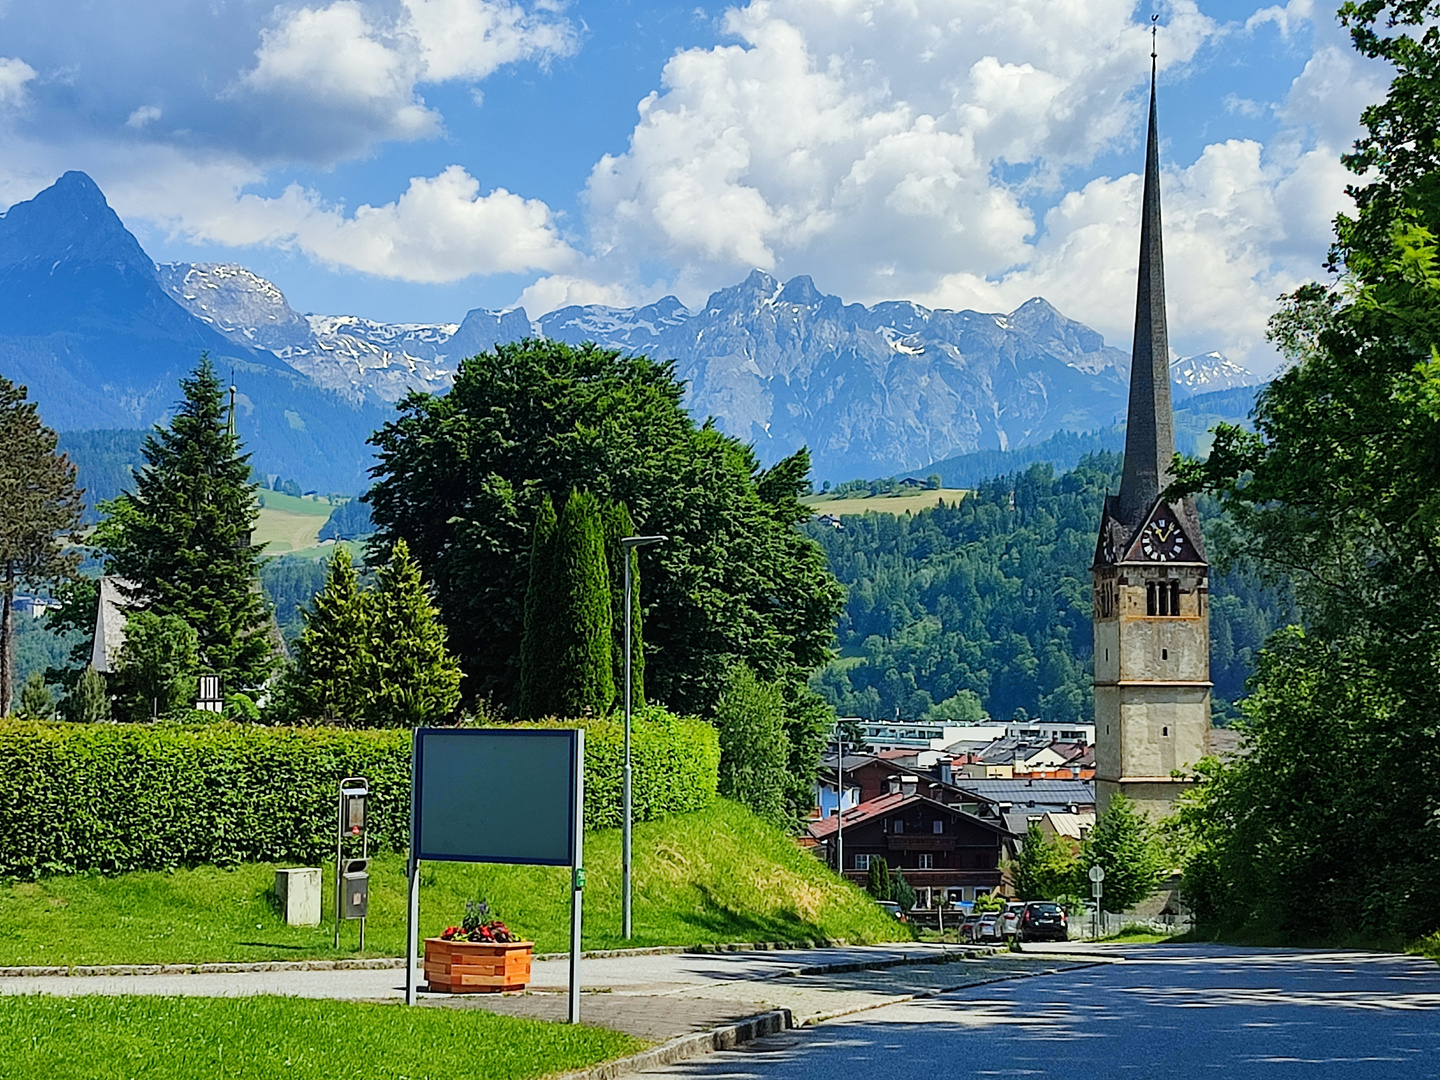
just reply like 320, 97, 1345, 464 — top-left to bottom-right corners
335, 778, 370, 948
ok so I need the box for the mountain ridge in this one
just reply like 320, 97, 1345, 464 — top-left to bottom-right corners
4, 171, 1261, 486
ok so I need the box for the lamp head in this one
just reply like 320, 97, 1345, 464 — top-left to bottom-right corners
620, 534, 668, 548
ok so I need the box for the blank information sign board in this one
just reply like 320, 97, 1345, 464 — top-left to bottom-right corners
413, 728, 578, 866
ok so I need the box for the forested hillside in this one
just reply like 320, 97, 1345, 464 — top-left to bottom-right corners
805, 453, 1292, 725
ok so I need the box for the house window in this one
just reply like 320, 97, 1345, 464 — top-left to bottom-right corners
893, 819, 903, 834
933, 820, 944, 834
855, 854, 872, 870
918, 854, 934, 869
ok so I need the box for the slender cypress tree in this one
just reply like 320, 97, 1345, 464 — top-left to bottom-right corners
286, 547, 374, 724
517, 494, 559, 718
368, 538, 462, 726
602, 499, 645, 707
553, 490, 614, 716
866, 856, 893, 901
0, 376, 83, 715
106, 358, 274, 689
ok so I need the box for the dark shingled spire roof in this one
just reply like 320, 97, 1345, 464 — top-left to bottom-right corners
1116, 64, 1175, 527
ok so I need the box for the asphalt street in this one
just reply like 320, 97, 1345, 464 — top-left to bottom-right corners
635, 944, 1440, 1080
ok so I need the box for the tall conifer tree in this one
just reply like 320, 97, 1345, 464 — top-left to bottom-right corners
285, 547, 374, 724
369, 538, 462, 726
517, 494, 559, 718
0, 376, 83, 715
106, 358, 274, 689
553, 490, 614, 716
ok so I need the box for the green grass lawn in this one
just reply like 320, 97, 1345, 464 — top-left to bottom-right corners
802, 488, 969, 517
0, 800, 906, 967
253, 492, 336, 553
0, 995, 640, 1080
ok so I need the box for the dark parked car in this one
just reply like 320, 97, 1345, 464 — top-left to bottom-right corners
876, 900, 907, 923
1017, 901, 1068, 942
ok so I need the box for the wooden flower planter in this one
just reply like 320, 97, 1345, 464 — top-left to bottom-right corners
423, 938, 534, 993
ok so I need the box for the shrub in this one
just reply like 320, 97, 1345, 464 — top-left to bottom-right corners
713, 666, 789, 826
0, 708, 717, 878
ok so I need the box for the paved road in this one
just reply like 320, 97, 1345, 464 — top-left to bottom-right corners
635, 944, 1440, 1080
0, 941, 1080, 1040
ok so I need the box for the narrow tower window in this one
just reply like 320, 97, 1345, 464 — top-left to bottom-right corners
1147, 583, 1157, 616
1170, 580, 1180, 615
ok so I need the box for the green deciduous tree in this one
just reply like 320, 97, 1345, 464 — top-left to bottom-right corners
103, 359, 275, 690
866, 856, 893, 901
1080, 795, 1168, 914
112, 610, 199, 721
603, 499, 645, 707
1010, 822, 1080, 901
366, 339, 843, 719
714, 665, 790, 826
283, 547, 374, 724
369, 538, 462, 726
0, 376, 83, 715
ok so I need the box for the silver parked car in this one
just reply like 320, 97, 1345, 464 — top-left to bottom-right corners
1000, 901, 1027, 940
977, 910, 1002, 941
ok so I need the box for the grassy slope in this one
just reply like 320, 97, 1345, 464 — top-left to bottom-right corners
0, 800, 905, 966
0, 996, 640, 1080
253, 492, 334, 553
802, 489, 969, 516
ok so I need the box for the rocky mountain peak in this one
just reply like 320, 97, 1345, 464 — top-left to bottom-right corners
0, 170, 154, 277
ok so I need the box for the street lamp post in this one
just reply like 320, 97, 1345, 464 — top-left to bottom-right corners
621, 534, 666, 939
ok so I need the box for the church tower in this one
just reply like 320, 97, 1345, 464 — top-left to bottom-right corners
1092, 55, 1211, 819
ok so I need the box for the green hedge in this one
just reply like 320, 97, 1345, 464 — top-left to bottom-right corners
0, 709, 718, 879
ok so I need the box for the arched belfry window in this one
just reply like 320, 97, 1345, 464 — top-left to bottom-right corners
1146, 582, 1157, 616
1170, 581, 1181, 615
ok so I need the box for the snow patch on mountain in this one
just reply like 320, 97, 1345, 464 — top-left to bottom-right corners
1171, 351, 1259, 399
159, 263, 461, 403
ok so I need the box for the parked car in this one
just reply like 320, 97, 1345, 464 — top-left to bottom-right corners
876, 900, 907, 923
1017, 901, 1069, 943
959, 911, 984, 942
977, 910, 1002, 941
1000, 901, 1027, 940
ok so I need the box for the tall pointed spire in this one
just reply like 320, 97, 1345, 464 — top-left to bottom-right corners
1117, 37, 1175, 526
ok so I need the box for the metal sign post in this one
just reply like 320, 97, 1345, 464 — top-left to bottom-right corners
335, 777, 369, 949
406, 728, 586, 1022
1088, 863, 1105, 939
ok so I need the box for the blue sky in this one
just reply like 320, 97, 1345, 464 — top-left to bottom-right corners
0, 0, 1392, 372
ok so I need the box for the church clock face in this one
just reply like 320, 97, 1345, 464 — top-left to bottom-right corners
1140, 516, 1185, 561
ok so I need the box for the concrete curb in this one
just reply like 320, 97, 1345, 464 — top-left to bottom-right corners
550, 1009, 792, 1080
0, 939, 970, 979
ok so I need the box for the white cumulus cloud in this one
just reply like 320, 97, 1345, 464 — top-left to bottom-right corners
402, 0, 577, 81
580, 0, 1386, 371
0, 57, 37, 108
157, 164, 576, 283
